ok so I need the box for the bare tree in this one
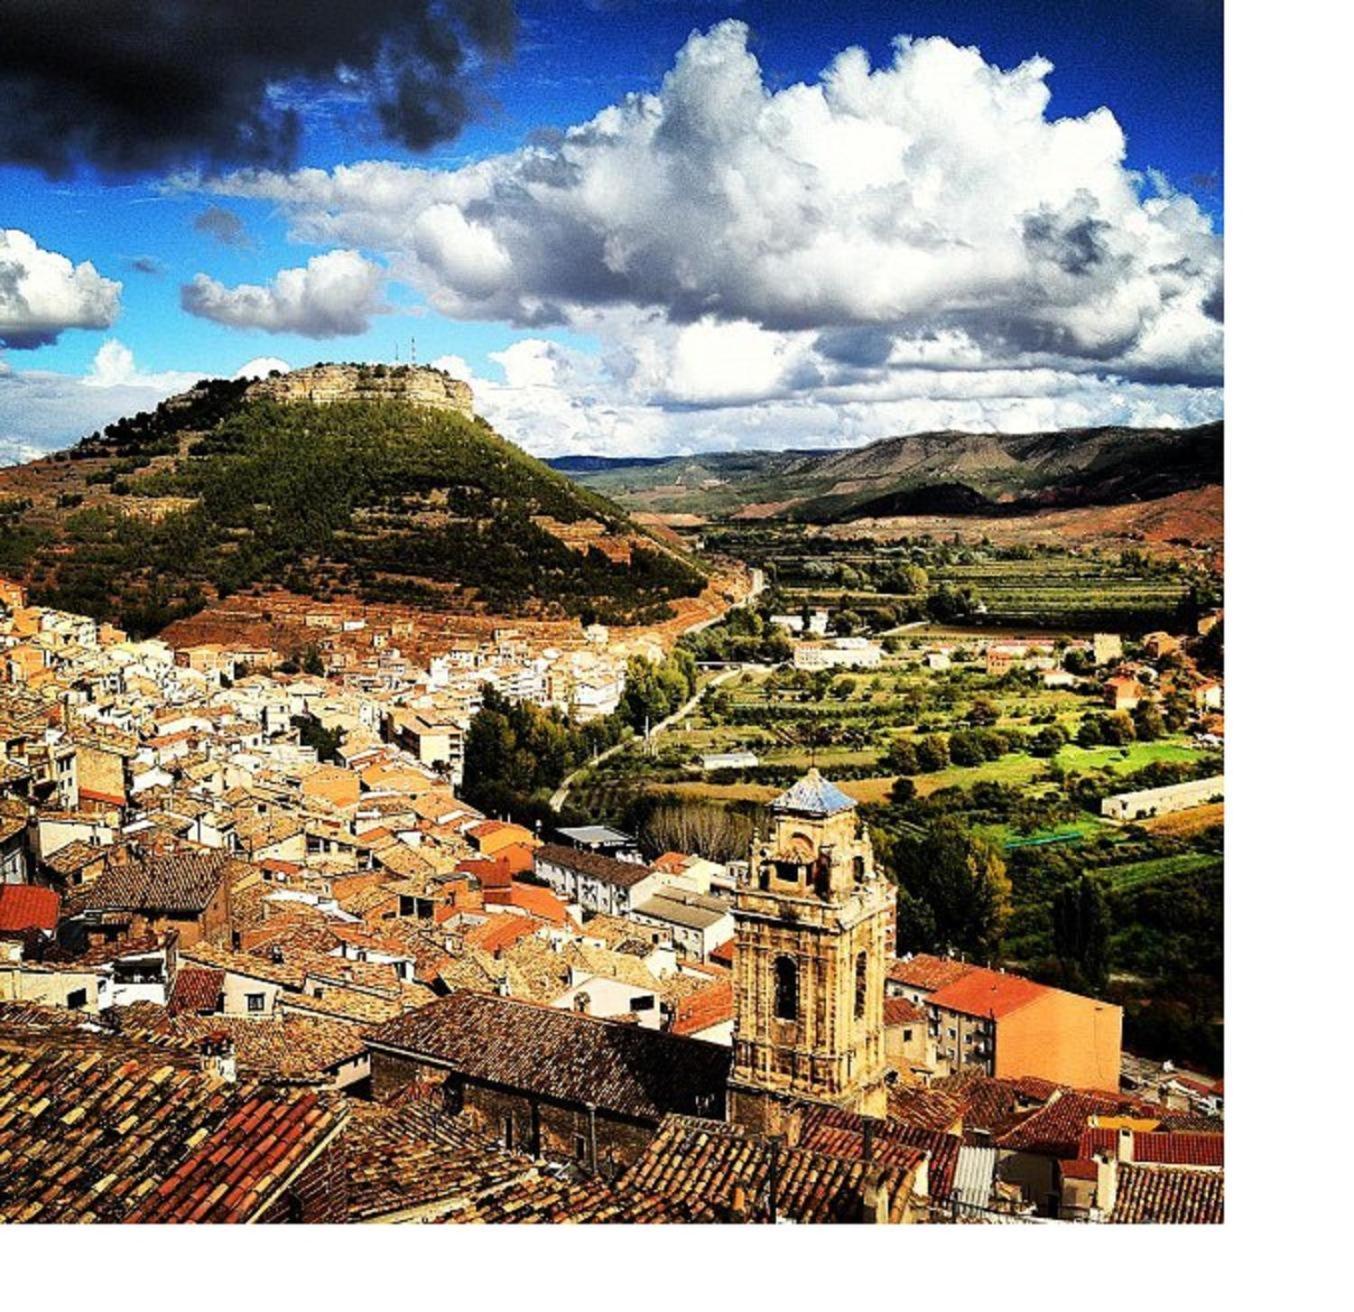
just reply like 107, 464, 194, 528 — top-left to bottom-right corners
641, 801, 756, 863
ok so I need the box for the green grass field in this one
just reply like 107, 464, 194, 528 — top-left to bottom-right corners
1097, 851, 1222, 893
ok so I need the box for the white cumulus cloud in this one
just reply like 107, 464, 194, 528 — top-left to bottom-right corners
0, 228, 122, 349
234, 356, 291, 379
180, 249, 386, 338
206, 22, 1221, 386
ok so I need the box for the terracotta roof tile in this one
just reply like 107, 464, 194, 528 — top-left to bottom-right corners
888, 954, 978, 992
619, 1114, 923, 1224
0, 1023, 335, 1224
76, 850, 238, 916
168, 967, 224, 1016
1110, 1163, 1224, 1224
926, 967, 1050, 1019
535, 844, 654, 889
366, 991, 730, 1123
883, 996, 927, 1026
670, 978, 733, 1037
0, 884, 60, 934
1080, 1127, 1223, 1168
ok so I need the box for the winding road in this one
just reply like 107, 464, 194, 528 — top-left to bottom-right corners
549, 664, 751, 812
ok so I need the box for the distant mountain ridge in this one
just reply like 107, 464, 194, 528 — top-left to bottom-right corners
548, 421, 1223, 522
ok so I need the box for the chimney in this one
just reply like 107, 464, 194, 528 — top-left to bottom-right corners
1095, 1152, 1119, 1218
1117, 1126, 1135, 1164
200, 1032, 237, 1083
574, 991, 591, 1015
860, 1167, 891, 1224
861, 1117, 877, 1163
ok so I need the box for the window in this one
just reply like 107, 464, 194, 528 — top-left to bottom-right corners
774, 956, 798, 1021
854, 951, 869, 1020
246, 992, 265, 1013
903, 1028, 914, 1042
65, 988, 87, 1010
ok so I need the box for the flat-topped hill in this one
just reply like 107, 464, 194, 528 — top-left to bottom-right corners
0, 375, 706, 637
246, 363, 474, 417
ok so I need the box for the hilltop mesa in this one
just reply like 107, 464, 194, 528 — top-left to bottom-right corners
244, 363, 475, 418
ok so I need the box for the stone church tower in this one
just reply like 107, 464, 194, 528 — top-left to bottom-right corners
728, 770, 891, 1132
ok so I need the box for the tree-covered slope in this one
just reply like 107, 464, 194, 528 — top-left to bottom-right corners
0, 385, 706, 636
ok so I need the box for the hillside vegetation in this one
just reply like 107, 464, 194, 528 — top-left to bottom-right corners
552, 421, 1223, 525
0, 385, 705, 636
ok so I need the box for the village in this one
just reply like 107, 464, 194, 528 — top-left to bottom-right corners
0, 575, 1222, 1224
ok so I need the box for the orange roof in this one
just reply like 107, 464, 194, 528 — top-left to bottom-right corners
457, 856, 513, 889
887, 953, 977, 992
671, 979, 733, 1037
468, 820, 538, 856
259, 859, 302, 877
883, 996, 927, 1026
926, 967, 1050, 1019
484, 883, 567, 926
1060, 1158, 1100, 1182
0, 884, 60, 934
709, 939, 735, 968
464, 914, 537, 954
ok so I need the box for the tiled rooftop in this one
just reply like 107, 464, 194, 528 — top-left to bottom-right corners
888, 953, 979, 992
535, 843, 655, 889
619, 1115, 924, 1224
0, 1024, 338, 1223
344, 1100, 533, 1221
1110, 1163, 1224, 1224
1080, 1127, 1224, 1168
366, 990, 730, 1123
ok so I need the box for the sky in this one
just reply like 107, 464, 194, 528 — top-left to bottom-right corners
0, 0, 1223, 463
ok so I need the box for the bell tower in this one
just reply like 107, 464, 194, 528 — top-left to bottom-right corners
728, 770, 891, 1132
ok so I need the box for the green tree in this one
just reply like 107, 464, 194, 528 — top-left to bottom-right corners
890, 818, 1011, 959
1029, 724, 1068, 757
1102, 711, 1137, 746
1052, 875, 1112, 990
1133, 701, 1166, 741
948, 730, 983, 767
883, 738, 919, 775
1076, 716, 1103, 747
916, 733, 950, 772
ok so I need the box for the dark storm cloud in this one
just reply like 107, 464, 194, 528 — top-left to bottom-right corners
1022, 210, 1113, 276
814, 327, 894, 368
193, 206, 251, 248
0, 1, 518, 177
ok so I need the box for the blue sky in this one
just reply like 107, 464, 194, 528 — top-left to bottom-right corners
0, 1, 1222, 459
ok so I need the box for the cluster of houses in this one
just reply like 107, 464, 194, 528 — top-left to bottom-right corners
903, 622, 1224, 729
0, 581, 641, 795
0, 581, 1221, 1225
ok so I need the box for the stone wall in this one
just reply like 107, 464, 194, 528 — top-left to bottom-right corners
369, 1048, 658, 1177
249, 364, 474, 418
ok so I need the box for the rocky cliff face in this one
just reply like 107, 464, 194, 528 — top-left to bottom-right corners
247, 363, 474, 417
